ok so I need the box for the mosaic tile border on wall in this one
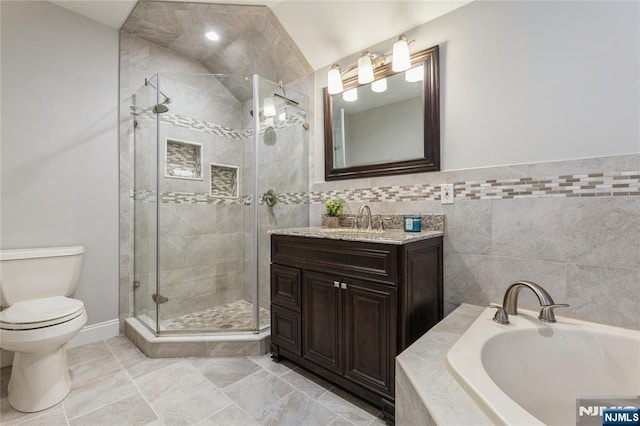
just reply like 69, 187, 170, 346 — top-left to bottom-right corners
311, 170, 640, 203
132, 190, 308, 206
133, 109, 307, 140
132, 169, 639, 206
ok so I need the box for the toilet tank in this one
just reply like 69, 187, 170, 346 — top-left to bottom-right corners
0, 246, 84, 307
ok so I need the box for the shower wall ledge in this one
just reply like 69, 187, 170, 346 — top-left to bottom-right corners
125, 318, 270, 358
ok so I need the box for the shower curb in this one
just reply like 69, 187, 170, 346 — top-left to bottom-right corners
124, 318, 270, 358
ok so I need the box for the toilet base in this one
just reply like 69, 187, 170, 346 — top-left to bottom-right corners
8, 346, 72, 412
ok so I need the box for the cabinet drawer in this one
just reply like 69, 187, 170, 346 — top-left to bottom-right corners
271, 305, 301, 356
271, 264, 301, 311
272, 235, 398, 286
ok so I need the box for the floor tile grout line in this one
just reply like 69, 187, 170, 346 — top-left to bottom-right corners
101, 339, 166, 425
12, 406, 67, 426
258, 359, 381, 422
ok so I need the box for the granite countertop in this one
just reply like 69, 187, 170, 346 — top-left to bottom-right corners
396, 304, 493, 425
269, 227, 444, 245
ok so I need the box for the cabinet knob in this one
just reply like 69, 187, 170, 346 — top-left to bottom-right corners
340, 283, 347, 290
334, 281, 340, 288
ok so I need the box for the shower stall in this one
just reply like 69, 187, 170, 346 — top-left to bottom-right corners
126, 73, 309, 336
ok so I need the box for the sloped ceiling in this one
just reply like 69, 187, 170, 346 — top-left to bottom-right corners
121, 1, 312, 86
49, 0, 471, 72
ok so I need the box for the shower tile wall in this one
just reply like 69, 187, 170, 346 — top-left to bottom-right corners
239, 84, 311, 314
310, 154, 640, 330
119, 0, 314, 329
135, 74, 247, 324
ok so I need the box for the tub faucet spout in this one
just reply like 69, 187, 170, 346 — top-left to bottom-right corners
502, 281, 568, 323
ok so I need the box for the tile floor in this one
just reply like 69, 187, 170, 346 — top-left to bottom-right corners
0, 336, 386, 426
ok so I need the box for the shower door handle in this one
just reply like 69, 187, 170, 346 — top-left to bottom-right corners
262, 189, 278, 207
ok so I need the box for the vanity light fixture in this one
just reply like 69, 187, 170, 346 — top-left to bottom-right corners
392, 34, 411, 72
205, 30, 220, 41
342, 88, 358, 102
371, 78, 387, 93
327, 64, 344, 94
357, 51, 375, 84
327, 33, 414, 94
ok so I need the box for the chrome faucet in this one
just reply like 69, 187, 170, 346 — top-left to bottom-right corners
490, 280, 569, 324
357, 204, 373, 230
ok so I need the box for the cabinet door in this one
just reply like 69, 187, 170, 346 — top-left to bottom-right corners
271, 264, 301, 312
344, 279, 397, 397
302, 271, 342, 374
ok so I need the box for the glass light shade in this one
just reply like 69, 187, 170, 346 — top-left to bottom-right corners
327, 66, 344, 94
405, 65, 424, 83
342, 88, 358, 102
392, 37, 411, 72
263, 96, 276, 117
278, 112, 287, 122
357, 53, 374, 84
371, 78, 387, 93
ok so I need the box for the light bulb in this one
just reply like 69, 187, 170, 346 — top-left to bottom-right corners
405, 65, 424, 83
263, 97, 276, 117
371, 78, 387, 93
205, 31, 220, 41
342, 88, 358, 102
357, 52, 374, 84
392, 34, 411, 72
327, 64, 344, 94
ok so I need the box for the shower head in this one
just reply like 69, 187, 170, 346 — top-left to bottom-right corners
153, 104, 169, 114
145, 78, 172, 114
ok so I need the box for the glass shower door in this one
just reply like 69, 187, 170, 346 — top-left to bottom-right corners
132, 76, 160, 333
254, 76, 310, 331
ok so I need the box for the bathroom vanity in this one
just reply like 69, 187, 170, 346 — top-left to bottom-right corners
269, 226, 443, 422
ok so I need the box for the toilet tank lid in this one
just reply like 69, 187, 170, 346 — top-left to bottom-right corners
0, 246, 84, 261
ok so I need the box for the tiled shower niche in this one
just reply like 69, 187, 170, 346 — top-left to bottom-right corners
165, 138, 203, 180
210, 163, 239, 198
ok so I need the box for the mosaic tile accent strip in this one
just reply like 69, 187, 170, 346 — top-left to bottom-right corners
132, 190, 309, 206
166, 139, 202, 179
321, 213, 444, 232
133, 109, 307, 140
259, 191, 309, 205
311, 170, 640, 204
160, 299, 270, 332
210, 163, 239, 197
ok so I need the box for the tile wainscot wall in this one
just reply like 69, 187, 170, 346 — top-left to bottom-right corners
310, 153, 640, 330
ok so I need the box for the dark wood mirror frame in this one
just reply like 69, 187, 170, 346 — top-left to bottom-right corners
324, 45, 440, 181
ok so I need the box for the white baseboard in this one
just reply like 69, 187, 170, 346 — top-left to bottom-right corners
1, 318, 120, 368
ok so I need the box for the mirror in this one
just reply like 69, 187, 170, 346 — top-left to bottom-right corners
324, 45, 440, 180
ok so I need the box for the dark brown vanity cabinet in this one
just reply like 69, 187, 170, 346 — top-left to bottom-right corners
270, 234, 443, 422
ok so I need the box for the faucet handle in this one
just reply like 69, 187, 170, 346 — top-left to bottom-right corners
538, 304, 569, 323
488, 303, 510, 324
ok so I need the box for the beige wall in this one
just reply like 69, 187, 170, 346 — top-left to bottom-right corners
310, 1, 640, 330
1, 1, 119, 326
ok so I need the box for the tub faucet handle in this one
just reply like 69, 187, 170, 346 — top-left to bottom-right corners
488, 303, 510, 325
538, 304, 569, 323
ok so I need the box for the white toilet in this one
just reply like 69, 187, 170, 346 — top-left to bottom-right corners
0, 246, 88, 412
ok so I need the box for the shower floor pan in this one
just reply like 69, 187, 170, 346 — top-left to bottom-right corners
161, 300, 270, 332
125, 300, 271, 358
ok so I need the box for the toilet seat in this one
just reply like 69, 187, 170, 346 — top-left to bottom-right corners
0, 296, 85, 330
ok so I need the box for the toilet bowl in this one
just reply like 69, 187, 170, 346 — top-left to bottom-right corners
0, 246, 87, 412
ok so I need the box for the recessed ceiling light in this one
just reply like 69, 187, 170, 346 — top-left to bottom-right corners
205, 31, 220, 41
